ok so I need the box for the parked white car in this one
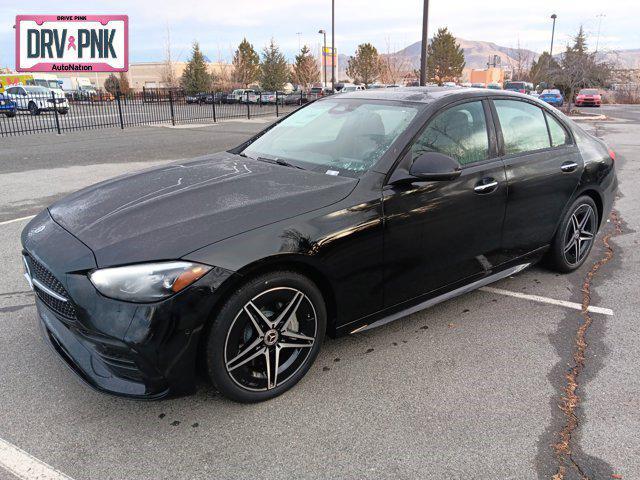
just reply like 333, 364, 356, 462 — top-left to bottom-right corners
4, 85, 69, 115
340, 85, 365, 92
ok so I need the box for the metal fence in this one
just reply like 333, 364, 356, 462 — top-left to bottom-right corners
0, 89, 319, 137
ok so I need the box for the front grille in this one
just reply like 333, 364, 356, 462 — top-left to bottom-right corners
26, 254, 77, 320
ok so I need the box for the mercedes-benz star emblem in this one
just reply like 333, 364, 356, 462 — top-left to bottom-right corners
264, 329, 279, 346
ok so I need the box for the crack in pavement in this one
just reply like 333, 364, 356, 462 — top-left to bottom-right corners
552, 211, 623, 480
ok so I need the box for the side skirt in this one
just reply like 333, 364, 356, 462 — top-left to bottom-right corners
349, 263, 531, 334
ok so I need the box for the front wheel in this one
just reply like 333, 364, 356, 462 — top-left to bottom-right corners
205, 271, 326, 402
58, 108, 69, 115
28, 102, 40, 115
548, 196, 599, 272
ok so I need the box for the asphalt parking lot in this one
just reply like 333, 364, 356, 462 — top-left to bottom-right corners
0, 106, 638, 479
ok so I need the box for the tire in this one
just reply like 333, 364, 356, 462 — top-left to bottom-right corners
58, 108, 68, 115
548, 195, 599, 273
205, 270, 326, 402
28, 102, 40, 115
5, 111, 16, 118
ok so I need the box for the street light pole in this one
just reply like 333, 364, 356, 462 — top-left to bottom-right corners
331, 0, 335, 92
419, 0, 430, 86
549, 14, 557, 58
319, 29, 327, 88
595, 13, 605, 53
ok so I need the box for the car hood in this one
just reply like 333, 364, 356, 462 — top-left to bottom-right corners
49, 153, 357, 267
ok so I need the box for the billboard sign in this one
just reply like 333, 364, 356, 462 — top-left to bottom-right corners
322, 46, 337, 68
15, 15, 129, 72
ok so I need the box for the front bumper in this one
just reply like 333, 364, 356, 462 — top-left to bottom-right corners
22, 210, 235, 399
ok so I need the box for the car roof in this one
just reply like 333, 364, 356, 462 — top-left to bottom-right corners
332, 86, 534, 104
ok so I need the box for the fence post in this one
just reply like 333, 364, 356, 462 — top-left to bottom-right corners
116, 92, 125, 129
212, 90, 217, 122
246, 91, 250, 119
300, 90, 303, 105
169, 90, 176, 126
51, 91, 61, 134
276, 91, 279, 117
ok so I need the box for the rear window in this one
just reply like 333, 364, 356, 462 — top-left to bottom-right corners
505, 82, 526, 90
545, 112, 570, 147
494, 99, 551, 154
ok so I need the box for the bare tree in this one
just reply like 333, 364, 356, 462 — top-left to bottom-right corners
552, 26, 612, 111
506, 39, 533, 81
161, 25, 178, 88
379, 38, 411, 85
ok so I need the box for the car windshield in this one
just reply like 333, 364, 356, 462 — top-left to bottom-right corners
242, 99, 419, 177
505, 82, 525, 89
580, 89, 598, 95
25, 86, 50, 94
542, 89, 560, 95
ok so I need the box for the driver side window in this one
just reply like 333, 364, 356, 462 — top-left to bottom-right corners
412, 101, 490, 166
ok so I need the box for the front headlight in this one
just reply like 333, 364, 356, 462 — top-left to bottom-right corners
89, 261, 211, 303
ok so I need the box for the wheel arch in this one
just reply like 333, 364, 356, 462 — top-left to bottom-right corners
204, 254, 339, 338
575, 187, 604, 228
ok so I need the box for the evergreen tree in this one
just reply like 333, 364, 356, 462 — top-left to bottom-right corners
426, 28, 465, 85
346, 43, 381, 86
260, 39, 289, 91
529, 52, 559, 87
233, 38, 260, 87
180, 42, 211, 94
291, 45, 321, 89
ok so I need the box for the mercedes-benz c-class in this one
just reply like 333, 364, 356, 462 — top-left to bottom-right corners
21, 87, 617, 402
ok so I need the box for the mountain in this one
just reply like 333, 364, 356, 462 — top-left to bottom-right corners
597, 49, 640, 69
390, 38, 540, 70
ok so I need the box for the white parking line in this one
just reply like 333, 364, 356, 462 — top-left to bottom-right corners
479, 286, 614, 316
0, 215, 35, 227
0, 437, 74, 480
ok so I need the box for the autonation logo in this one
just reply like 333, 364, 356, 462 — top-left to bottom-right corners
15, 15, 129, 72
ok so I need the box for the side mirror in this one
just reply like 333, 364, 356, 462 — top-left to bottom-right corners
409, 152, 462, 181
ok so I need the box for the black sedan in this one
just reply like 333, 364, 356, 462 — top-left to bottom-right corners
21, 87, 617, 402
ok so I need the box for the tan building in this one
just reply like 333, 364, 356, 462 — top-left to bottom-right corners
465, 67, 505, 86
70, 61, 233, 90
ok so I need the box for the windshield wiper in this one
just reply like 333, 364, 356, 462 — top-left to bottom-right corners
256, 156, 305, 170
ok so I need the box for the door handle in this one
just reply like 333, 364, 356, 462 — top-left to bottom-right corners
561, 161, 578, 172
474, 179, 498, 194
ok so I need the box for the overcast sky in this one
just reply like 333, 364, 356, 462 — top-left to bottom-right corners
1, 0, 638, 67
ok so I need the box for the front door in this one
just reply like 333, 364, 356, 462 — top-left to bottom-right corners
383, 99, 507, 307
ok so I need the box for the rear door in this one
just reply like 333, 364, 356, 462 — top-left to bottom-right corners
490, 98, 582, 258
382, 99, 508, 307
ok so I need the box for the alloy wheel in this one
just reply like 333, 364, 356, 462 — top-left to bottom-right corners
224, 287, 317, 392
562, 204, 596, 266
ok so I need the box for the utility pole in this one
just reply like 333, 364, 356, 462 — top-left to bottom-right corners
331, 0, 335, 92
595, 13, 605, 53
419, 0, 430, 86
296, 32, 302, 51
319, 29, 327, 88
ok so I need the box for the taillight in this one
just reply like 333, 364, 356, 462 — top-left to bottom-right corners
519, 89, 525, 93
608, 148, 616, 162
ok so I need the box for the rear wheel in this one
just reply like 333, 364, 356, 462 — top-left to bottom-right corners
548, 196, 599, 272
205, 271, 326, 402
28, 102, 40, 115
